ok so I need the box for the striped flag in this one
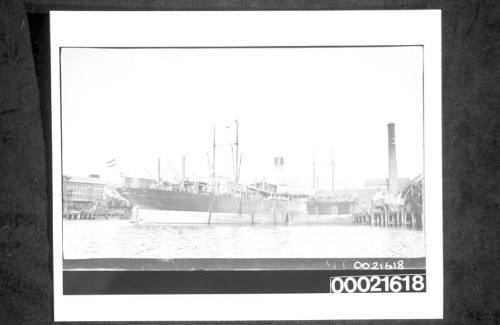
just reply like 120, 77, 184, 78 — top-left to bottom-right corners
106, 158, 117, 168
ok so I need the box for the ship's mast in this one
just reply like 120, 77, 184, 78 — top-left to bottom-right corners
312, 150, 316, 192
181, 155, 185, 189
212, 124, 216, 178
157, 157, 161, 186
211, 120, 241, 184
234, 119, 239, 184
331, 149, 335, 192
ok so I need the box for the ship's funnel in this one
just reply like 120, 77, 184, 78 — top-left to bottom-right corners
274, 157, 285, 185
387, 123, 398, 193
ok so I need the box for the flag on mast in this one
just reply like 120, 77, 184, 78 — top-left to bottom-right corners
106, 158, 117, 168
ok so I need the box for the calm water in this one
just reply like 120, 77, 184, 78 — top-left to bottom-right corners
63, 218, 425, 259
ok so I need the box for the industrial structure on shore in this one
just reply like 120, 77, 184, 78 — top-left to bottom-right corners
351, 123, 423, 229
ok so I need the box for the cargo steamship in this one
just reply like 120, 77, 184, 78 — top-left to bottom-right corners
117, 121, 355, 218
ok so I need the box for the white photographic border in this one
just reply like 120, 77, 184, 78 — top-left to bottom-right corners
51, 10, 442, 321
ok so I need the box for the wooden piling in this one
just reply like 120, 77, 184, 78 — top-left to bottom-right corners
208, 200, 213, 225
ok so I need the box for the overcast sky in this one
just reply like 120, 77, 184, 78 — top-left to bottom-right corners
61, 46, 423, 189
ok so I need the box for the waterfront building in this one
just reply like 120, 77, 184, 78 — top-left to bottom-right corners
62, 175, 106, 211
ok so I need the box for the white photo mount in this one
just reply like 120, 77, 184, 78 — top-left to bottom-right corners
51, 10, 442, 321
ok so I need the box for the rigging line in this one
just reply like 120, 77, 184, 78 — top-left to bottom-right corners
143, 168, 154, 180
206, 153, 212, 176
238, 153, 243, 181
164, 158, 181, 182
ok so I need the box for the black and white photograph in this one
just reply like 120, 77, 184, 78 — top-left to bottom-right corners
51, 11, 442, 321
61, 46, 425, 262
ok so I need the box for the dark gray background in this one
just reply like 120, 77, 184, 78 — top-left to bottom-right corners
0, 1, 498, 324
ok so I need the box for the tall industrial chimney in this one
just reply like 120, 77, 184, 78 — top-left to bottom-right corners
274, 157, 285, 185
387, 123, 398, 193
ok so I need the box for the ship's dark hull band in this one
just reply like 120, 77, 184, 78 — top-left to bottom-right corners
118, 188, 307, 215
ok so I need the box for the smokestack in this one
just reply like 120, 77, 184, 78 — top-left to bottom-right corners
274, 157, 285, 185
387, 123, 398, 193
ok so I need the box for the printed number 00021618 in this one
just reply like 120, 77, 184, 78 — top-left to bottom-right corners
353, 260, 405, 270
330, 275, 426, 293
